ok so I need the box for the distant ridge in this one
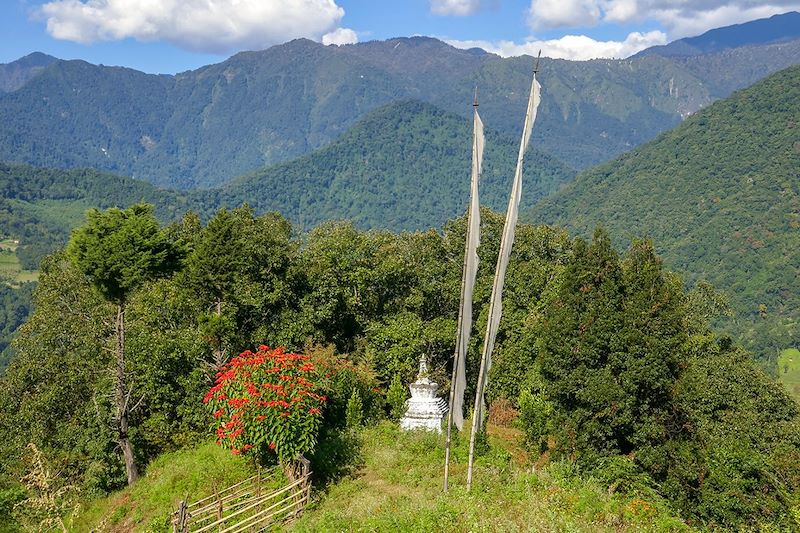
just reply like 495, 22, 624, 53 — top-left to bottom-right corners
0, 52, 58, 93
636, 11, 800, 57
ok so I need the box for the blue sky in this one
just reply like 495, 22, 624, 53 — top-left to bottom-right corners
2, 0, 799, 74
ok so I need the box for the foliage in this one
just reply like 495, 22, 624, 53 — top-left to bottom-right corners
527, 228, 800, 527
0, 252, 117, 496
667, 348, 800, 528
517, 387, 553, 453
345, 389, 364, 429
0, 282, 34, 373
67, 203, 182, 304
12, 443, 80, 533
204, 346, 327, 464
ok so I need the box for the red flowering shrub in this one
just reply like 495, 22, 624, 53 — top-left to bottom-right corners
204, 345, 326, 464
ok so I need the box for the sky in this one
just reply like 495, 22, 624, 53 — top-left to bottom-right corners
1, 0, 799, 74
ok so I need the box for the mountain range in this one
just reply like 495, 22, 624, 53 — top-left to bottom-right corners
636, 11, 800, 57
0, 12, 798, 189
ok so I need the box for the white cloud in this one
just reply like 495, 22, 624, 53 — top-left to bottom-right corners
447, 30, 668, 60
525, 0, 800, 38
38, 0, 352, 53
601, 0, 639, 23
430, 0, 487, 16
322, 27, 358, 46
528, 0, 600, 29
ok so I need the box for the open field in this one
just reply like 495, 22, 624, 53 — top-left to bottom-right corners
0, 248, 38, 284
778, 348, 800, 402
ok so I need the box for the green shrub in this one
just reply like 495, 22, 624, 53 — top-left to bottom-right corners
345, 389, 364, 429
386, 373, 407, 420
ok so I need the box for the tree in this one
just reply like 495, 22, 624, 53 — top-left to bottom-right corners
184, 207, 295, 370
67, 204, 181, 484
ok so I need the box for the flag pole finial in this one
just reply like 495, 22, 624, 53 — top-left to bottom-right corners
534, 50, 542, 74
473, 86, 479, 107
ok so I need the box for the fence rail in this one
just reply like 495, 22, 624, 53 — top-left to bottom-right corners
172, 458, 311, 532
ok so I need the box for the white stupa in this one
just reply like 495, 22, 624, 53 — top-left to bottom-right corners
400, 354, 448, 433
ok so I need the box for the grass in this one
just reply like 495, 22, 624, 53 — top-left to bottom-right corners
72, 442, 258, 532
6, 199, 94, 231
289, 422, 691, 532
66, 422, 696, 532
778, 348, 800, 402
0, 250, 37, 285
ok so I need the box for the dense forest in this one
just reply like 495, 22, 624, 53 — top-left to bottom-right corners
0, 204, 798, 530
526, 65, 800, 365
222, 100, 575, 232
0, 99, 574, 269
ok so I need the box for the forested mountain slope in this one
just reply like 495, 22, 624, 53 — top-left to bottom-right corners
222, 100, 575, 232
0, 15, 798, 188
526, 65, 800, 363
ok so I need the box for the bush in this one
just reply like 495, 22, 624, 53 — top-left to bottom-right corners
487, 398, 518, 428
386, 374, 407, 421
204, 346, 326, 464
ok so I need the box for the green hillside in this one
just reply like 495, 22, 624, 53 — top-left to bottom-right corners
222, 100, 576, 232
0, 163, 207, 269
0, 34, 798, 188
525, 65, 800, 363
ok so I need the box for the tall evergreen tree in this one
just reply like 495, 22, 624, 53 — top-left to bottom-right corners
183, 206, 295, 367
67, 204, 181, 484
538, 228, 626, 458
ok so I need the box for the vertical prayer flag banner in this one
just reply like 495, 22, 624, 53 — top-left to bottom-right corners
451, 106, 484, 431
467, 62, 541, 490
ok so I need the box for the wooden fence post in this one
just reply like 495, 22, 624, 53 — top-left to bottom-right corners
172, 500, 188, 533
